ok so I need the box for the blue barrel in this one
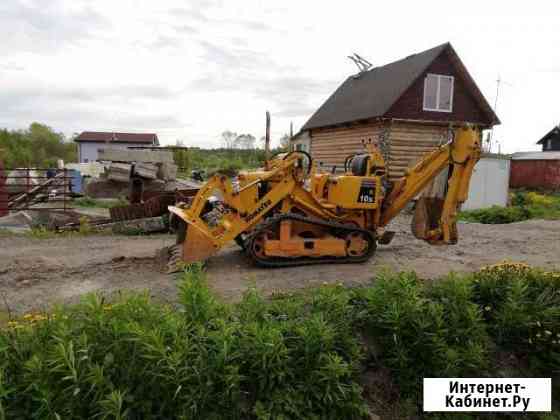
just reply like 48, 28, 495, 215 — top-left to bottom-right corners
68, 169, 83, 194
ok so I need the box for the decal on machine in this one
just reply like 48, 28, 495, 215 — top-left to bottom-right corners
245, 199, 272, 222
357, 180, 376, 203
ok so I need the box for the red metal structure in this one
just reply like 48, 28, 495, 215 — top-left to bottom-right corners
510, 158, 560, 190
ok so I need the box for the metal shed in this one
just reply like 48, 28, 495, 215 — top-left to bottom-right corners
462, 155, 511, 210
510, 152, 560, 190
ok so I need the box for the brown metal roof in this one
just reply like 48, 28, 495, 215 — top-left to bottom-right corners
302, 43, 499, 130
75, 131, 159, 144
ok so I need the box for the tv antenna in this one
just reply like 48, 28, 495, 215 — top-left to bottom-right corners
488, 74, 513, 152
348, 53, 372, 73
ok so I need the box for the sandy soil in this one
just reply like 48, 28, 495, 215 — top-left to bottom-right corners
1, 217, 559, 314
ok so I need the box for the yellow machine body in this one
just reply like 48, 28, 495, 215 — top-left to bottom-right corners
165, 126, 481, 271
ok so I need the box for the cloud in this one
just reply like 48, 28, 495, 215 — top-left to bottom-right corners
0, 81, 184, 136
0, 0, 110, 54
254, 76, 337, 119
0, 62, 25, 72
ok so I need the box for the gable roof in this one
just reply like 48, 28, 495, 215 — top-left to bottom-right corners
302, 42, 499, 131
75, 132, 159, 144
536, 125, 560, 145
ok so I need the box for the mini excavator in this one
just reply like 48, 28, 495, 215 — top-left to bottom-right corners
165, 125, 481, 271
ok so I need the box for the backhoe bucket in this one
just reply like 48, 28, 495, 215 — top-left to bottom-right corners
411, 197, 444, 241
163, 207, 218, 273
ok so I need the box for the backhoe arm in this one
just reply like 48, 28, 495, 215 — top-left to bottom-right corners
379, 126, 481, 244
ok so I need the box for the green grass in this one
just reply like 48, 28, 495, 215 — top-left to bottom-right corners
460, 191, 560, 224
1, 263, 559, 419
22, 218, 99, 239
73, 197, 128, 209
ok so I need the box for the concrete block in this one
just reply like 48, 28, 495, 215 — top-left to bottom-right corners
133, 162, 158, 180
98, 148, 174, 164
0, 211, 33, 229
157, 162, 178, 181
107, 163, 132, 183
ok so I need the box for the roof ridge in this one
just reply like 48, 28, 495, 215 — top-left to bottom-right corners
365, 42, 450, 74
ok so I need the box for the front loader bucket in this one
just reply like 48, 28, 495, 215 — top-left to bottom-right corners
163, 207, 218, 273
411, 197, 444, 241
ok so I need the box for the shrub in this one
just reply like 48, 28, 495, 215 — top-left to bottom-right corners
357, 272, 489, 395
459, 205, 530, 224
473, 262, 560, 372
0, 267, 368, 419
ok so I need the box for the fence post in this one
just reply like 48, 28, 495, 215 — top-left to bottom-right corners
63, 168, 67, 212
0, 158, 6, 217
26, 167, 30, 209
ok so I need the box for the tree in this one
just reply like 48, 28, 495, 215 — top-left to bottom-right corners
279, 133, 291, 151
221, 130, 237, 149
0, 122, 76, 168
234, 133, 256, 149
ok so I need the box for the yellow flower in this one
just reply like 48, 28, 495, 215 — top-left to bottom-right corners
484, 306, 491, 311
545, 330, 552, 336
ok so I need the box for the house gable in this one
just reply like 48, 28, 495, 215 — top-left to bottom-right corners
537, 126, 560, 151
385, 49, 491, 125
301, 43, 498, 131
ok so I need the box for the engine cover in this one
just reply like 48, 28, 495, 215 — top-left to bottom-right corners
327, 175, 379, 209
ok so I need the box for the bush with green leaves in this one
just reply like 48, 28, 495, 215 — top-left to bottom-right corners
0, 265, 367, 419
461, 191, 560, 224
355, 272, 489, 395
2, 264, 559, 418
459, 205, 531, 224
472, 262, 560, 372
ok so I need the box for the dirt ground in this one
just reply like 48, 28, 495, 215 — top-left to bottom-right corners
1, 216, 559, 314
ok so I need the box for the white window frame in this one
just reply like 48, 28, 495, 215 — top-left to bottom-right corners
423, 73, 454, 113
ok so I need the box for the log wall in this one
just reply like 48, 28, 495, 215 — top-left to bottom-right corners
386, 123, 449, 180
309, 121, 449, 181
310, 123, 383, 172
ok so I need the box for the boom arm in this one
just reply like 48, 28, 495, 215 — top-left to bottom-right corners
379, 126, 481, 244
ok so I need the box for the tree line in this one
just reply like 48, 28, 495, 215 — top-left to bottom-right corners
0, 122, 77, 168
219, 130, 291, 150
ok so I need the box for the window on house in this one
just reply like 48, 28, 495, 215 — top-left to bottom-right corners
546, 139, 552, 151
423, 74, 454, 112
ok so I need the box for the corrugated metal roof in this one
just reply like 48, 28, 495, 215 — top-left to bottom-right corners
75, 132, 158, 144
301, 42, 499, 131
511, 151, 560, 160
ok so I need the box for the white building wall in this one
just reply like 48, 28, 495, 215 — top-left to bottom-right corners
462, 157, 510, 210
290, 131, 311, 153
78, 142, 147, 163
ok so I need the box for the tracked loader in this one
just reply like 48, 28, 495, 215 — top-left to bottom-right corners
164, 125, 481, 272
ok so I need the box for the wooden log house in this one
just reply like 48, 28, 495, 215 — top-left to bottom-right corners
293, 43, 499, 182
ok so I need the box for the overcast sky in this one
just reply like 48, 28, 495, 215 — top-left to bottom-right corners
1, 0, 559, 151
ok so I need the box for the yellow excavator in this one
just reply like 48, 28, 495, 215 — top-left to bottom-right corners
165, 125, 481, 271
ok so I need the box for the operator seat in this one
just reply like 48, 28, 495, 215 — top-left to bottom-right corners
350, 155, 370, 176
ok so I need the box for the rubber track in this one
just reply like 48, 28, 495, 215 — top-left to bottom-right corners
244, 213, 377, 267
